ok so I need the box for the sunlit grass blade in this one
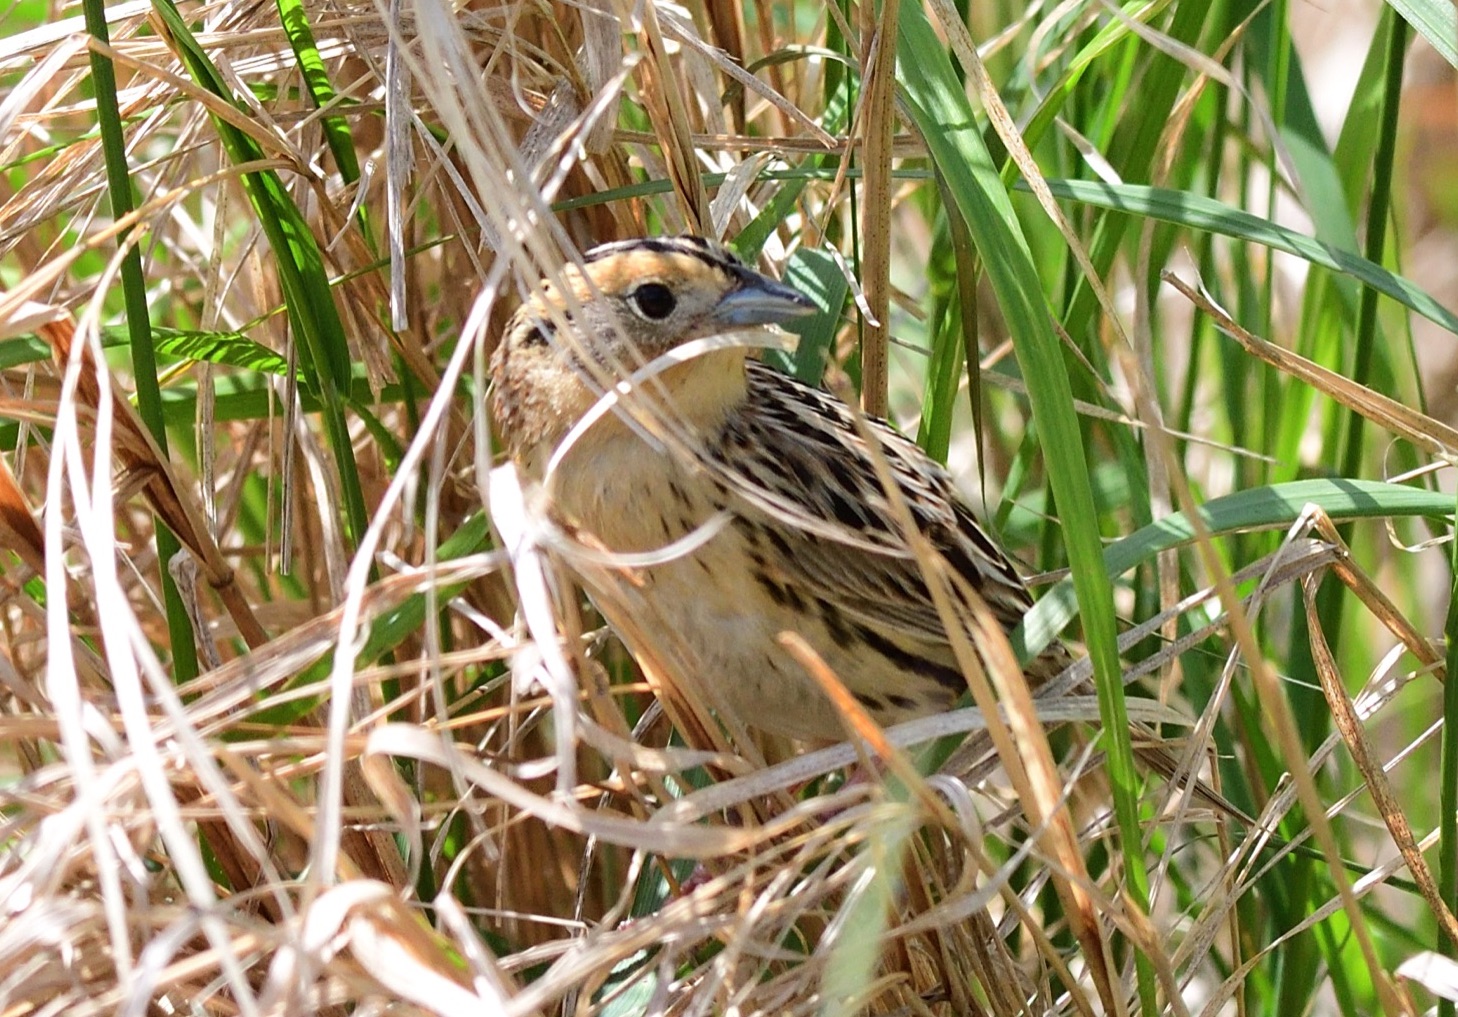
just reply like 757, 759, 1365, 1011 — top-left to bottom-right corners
1014, 479, 1455, 663
897, 4, 1150, 1009
1035, 177, 1458, 335
151, 0, 371, 549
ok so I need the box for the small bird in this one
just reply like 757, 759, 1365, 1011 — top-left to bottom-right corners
490, 236, 1071, 743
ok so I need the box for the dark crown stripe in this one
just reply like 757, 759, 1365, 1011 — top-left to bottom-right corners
584, 235, 746, 278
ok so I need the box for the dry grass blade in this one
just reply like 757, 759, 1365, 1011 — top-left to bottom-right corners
1298, 508, 1458, 950
1165, 270, 1458, 457
1312, 512, 1449, 680
822, 369, 1115, 1015
1397, 952, 1458, 1004
1233, 509, 1411, 1014
0, 444, 43, 575
777, 630, 960, 831
855, 0, 897, 417
274, 880, 514, 1014
636, 4, 709, 232
39, 313, 268, 648
1301, 569, 1458, 950
3, 2, 1451, 1014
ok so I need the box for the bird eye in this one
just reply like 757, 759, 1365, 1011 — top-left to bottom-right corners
628, 282, 677, 321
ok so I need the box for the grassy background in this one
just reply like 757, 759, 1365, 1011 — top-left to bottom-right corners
1, 0, 1457, 1014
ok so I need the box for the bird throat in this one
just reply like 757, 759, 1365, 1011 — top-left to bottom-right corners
528, 347, 748, 546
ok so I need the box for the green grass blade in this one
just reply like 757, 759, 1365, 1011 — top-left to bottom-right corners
1032, 178, 1458, 336
151, 0, 370, 549
764, 246, 847, 385
275, 0, 361, 181
132, 327, 295, 376
1013, 479, 1455, 663
1058, 1, 1209, 341
82, 0, 198, 679
1386, 0, 1457, 68
916, 198, 972, 465
897, 6, 1153, 1007
1442, 489, 1458, 1017
1012, 0, 1173, 172
1341, 12, 1408, 480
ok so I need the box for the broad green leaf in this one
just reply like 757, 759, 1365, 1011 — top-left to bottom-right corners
1386, 0, 1457, 68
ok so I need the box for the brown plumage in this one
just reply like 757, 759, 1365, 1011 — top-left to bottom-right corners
490, 236, 1070, 741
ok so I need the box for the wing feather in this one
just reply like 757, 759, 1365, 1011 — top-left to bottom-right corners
706, 361, 1039, 647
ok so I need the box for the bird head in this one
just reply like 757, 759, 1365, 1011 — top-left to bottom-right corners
490, 237, 814, 462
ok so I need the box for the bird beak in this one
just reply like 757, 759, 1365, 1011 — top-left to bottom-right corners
711, 272, 817, 327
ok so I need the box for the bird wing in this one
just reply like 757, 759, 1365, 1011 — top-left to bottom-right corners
705, 361, 1037, 646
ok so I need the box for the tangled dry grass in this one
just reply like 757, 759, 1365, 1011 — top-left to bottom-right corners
2, 1, 1458, 1014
